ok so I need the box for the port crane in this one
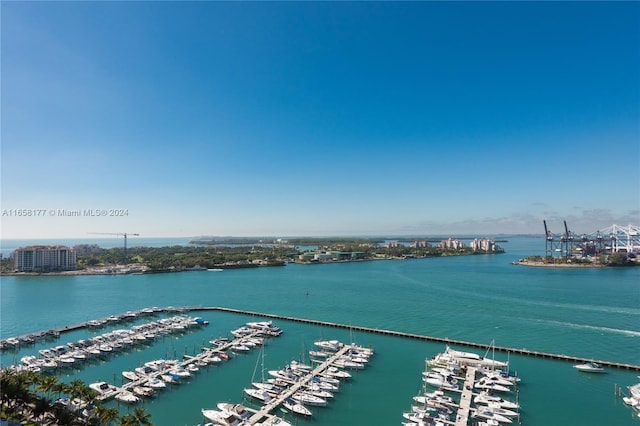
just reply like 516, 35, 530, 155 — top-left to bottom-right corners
89, 232, 139, 265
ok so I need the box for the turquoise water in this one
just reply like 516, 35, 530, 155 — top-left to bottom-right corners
1, 236, 639, 425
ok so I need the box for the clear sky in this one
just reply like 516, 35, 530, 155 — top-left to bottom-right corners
1, 1, 639, 239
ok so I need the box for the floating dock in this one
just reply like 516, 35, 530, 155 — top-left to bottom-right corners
244, 345, 352, 425
453, 367, 476, 426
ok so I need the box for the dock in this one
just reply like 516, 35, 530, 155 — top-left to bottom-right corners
3, 305, 639, 371
454, 367, 476, 426
244, 345, 352, 425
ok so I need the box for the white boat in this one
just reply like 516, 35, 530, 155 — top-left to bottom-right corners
474, 391, 519, 410
168, 366, 191, 378
314, 339, 343, 352
255, 416, 292, 426
413, 390, 454, 405
303, 383, 334, 399
217, 403, 251, 421
89, 381, 117, 395
629, 383, 640, 399
289, 359, 313, 371
574, 362, 605, 373
201, 408, 244, 426
474, 377, 511, 393
122, 371, 140, 381
252, 382, 285, 394
161, 373, 181, 384
283, 397, 312, 416
333, 358, 365, 370
132, 386, 154, 397
291, 391, 327, 407
323, 366, 351, 379
473, 406, 512, 424
147, 377, 167, 389
479, 402, 518, 418
244, 387, 274, 403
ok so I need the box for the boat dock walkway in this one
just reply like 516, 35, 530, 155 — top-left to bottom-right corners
454, 367, 476, 426
98, 331, 264, 401
245, 345, 352, 425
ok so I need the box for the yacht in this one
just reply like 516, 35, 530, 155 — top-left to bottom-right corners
114, 390, 140, 404
291, 391, 328, 407
255, 416, 292, 426
89, 381, 117, 395
283, 397, 313, 417
474, 391, 519, 410
574, 362, 605, 373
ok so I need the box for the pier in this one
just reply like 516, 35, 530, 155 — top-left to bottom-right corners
245, 345, 352, 425
453, 367, 476, 426
2, 306, 639, 372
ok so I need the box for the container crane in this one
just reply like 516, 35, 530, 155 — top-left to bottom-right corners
89, 232, 139, 265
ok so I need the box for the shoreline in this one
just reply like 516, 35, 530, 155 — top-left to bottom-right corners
514, 260, 607, 268
1, 252, 501, 276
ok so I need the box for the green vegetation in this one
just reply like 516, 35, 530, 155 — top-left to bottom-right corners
0, 369, 152, 425
77, 245, 290, 272
1, 239, 506, 274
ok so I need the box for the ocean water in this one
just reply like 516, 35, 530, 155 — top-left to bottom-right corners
1, 236, 639, 425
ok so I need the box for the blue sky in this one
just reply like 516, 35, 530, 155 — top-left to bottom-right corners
1, 1, 638, 238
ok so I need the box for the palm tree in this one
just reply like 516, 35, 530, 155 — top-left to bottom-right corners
117, 413, 138, 426
36, 374, 59, 402
95, 405, 120, 425
130, 406, 153, 425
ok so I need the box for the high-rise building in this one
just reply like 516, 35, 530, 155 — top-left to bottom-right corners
13, 245, 77, 272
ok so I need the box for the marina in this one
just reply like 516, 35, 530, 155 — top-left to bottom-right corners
4, 306, 639, 372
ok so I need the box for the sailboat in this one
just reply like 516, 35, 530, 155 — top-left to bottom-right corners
244, 345, 279, 403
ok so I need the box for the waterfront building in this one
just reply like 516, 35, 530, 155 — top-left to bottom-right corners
470, 238, 499, 253
13, 245, 77, 272
438, 238, 465, 250
410, 240, 430, 248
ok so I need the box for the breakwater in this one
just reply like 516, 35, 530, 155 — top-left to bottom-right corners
3, 306, 639, 372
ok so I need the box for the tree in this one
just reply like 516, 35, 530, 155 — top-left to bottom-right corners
96, 405, 120, 425
36, 374, 59, 402
130, 406, 153, 425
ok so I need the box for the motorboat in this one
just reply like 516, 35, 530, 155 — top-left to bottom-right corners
323, 366, 351, 379
201, 407, 233, 425
243, 387, 274, 403
314, 339, 343, 352
114, 390, 139, 404
217, 403, 251, 421
132, 386, 154, 397
474, 391, 519, 410
574, 362, 605, 373
303, 382, 334, 399
477, 402, 518, 418
255, 416, 292, 426
89, 381, 117, 395
474, 377, 511, 393
472, 406, 512, 424
252, 382, 285, 395
291, 391, 327, 407
161, 373, 181, 384
122, 371, 140, 381
283, 397, 312, 417
147, 377, 167, 389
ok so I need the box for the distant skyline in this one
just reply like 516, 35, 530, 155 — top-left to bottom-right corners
1, 2, 638, 239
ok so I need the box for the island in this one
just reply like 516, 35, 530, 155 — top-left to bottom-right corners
1, 237, 504, 275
